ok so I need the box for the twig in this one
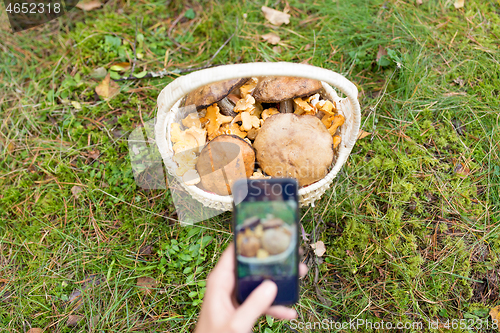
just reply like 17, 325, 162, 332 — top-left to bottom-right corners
114, 64, 222, 82
207, 18, 239, 64
116, 19, 238, 82
168, 11, 193, 53
130, 18, 138, 75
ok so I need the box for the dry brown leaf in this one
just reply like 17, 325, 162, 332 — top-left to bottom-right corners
454, 0, 465, 8
273, 46, 282, 54
95, 74, 120, 100
71, 186, 83, 199
261, 6, 290, 26
444, 92, 467, 97
490, 305, 500, 331
88, 150, 100, 160
137, 277, 157, 295
311, 241, 326, 257
357, 129, 371, 140
376, 45, 387, 62
67, 314, 83, 327
27, 329, 43, 333
262, 32, 281, 45
110, 62, 131, 72
416, 0, 423, 4
454, 162, 470, 177
76, 0, 102, 11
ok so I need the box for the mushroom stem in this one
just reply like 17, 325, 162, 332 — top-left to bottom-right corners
218, 98, 238, 117
279, 99, 293, 113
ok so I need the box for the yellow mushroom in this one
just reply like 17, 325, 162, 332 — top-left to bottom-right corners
261, 108, 279, 120
293, 97, 316, 115
316, 100, 336, 116
181, 113, 202, 128
240, 112, 260, 131
333, 135, 342, 148
328, 114, 345, 136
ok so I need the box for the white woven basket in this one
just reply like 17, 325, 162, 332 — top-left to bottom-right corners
155, 62, 361, 211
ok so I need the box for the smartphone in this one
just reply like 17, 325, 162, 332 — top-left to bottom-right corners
232, 178, 299, 305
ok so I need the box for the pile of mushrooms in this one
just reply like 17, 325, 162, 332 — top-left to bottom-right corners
169, 76, 346, 194
236, 216, 292, 258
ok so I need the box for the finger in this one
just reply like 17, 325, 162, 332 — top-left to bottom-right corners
299, 263, 308, 277
231, 280, 277, 331
206, 243, 235, 293
265, 305, 297, 320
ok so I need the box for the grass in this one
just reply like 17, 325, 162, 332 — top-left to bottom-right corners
1, 0, 499, 332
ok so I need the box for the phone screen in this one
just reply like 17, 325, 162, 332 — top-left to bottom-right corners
232, 179, 299, 305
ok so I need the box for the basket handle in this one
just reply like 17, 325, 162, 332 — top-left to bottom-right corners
155, 62, 361, 161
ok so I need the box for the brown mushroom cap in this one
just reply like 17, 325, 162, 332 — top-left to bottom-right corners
253, 113, 333, 187
241, 216, 261, 229
185, 78, 249, 110
252, 77, 323, 103
261, 228, 291, 255
196, 135, 255, 196
262, 218, 284, 229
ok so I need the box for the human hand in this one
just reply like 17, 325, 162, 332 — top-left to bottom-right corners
194, 243, 308, 333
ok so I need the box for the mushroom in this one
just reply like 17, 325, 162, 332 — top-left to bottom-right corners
241, 216, 260, 229
201, 104, 234, 140
322, 114, 345, 136
253, 113, 334, 187
262, 227, 291, 255
262, 218, 284, 229
195, 135, 255, 195
185, 78, 249, 117
239, 236, 261, 257
333, 135, 342, 149
252, 77, 323, 113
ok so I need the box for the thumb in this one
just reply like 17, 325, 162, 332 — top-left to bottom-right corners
231, 280, 277, 331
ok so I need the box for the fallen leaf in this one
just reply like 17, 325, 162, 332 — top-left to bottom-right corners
90, 315, 100, 328
139, 245, 153, 255
91, 67, 107, 79
452, 78, 465, 86
110, 62, 131, 72
137, 277, 157, 295
95, 74, 120, 100
6, 141, 15, 153
489, 305, 500, 331
71, 101, 82, 110
71, 186, 83, 199
300, 224, 310, 242
444, 92, 467, 97
416, 0, 423, 4
376, 45, 387, 62
454, 162, 470, 177
311, 241, 326, 257
27, 329, 43, 333
68, 288, 82, 303
261, 6, 290, 26
76, 0, 102, 11
88, 150, 100, 160
262, 32, 280, 45
357, 129, 371, 140
273, 46, 282, 54
67, 314, 83, 327
454, 0, 464, 8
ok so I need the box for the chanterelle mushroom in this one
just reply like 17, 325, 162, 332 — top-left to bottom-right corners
252, 77, 323, 113
253, 113, 333, 187
185, 78, 249, 117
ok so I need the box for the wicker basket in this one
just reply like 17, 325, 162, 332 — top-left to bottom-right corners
155, 62, 361, 211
